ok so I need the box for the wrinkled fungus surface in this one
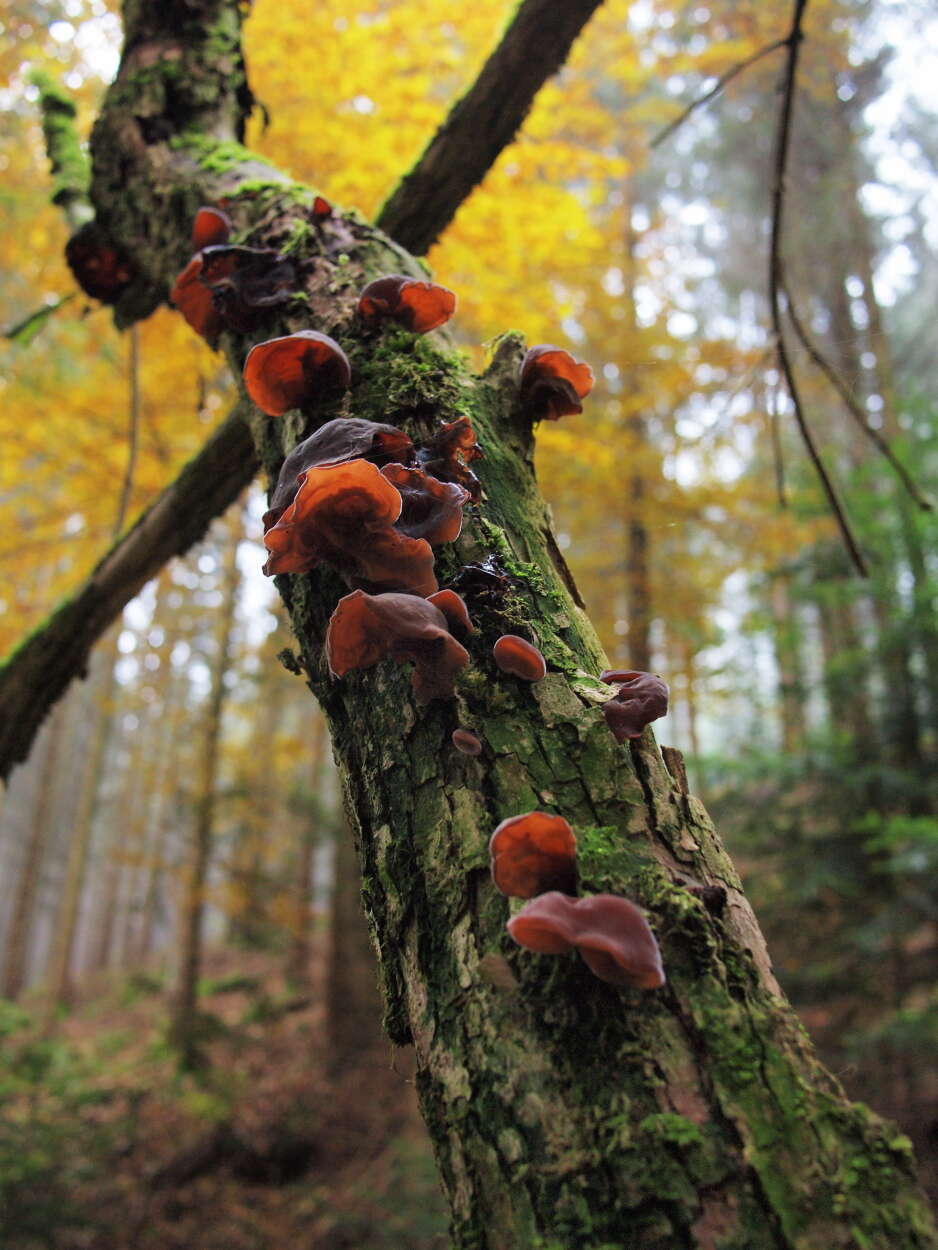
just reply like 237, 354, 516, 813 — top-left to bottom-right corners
327, 590, 469, 704
244, 331, 351, 417
264, 418, 413, 529
493, 635, 546, 681
418, 416, 483, 501
198, 244, 296, 331
520, 344, 594, 421
262, 459, 436, 595
358, 274, 456, 333
489, 812, 577, 898
507, 892, 664, 988
380, 464, 469, 545
600, 670, 670, 741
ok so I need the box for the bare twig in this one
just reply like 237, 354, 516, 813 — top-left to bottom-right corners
114, 324, 142, 535
650, 37, 788, 150
780, 281, 933, 511
767, 367, 787, 508
768, 0, 868, 576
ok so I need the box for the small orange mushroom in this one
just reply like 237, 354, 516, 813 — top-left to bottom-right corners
493, 635, 546, 681
520, 345, 594, 421
358, 274, 456, 333
489, 812, 577, 898
380, 464, 469, 545
244, 331, 351, 417
600, 670, 669, 742
170, 254, 224, 345
263, 418, 414, 530
452, 729, 483, 756
327, 589, 469, 704
507, 892, 664, 989
312, 195, 332, 219
191, 206, 233, 250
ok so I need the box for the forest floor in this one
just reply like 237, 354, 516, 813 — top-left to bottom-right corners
1, 945, 449, 1250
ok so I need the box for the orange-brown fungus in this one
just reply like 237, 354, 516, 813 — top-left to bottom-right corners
380, 464, 469, 545
327, 589, 469, 704
312, 195, 332, 218
426, 590, 473, 637
191, 206, 233, 250
198, 244, 296, 331
600, 670, 669, 741
358, 274, 456, 333
65, 224, 135, 304
489, 812, 576, 899
170, 255, 224, 345
507, 892, 664, 989
244, 331, 351, 417
262, 459, 436, 595
452, 729, 482, 756
520, 344, 594, 421
418, 416, 483, 501
493, 635, 546, 681
264, 418, 413, 530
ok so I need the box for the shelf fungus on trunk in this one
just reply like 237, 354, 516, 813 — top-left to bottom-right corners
357, 273, 456, 333
600, 669, 670, 742
489, 811, 577, 898
243, 330, 351, 417
493, 634, 547, 681
327, 589, 470, 704
520, 344, 594, 421
507, 892, 665, 989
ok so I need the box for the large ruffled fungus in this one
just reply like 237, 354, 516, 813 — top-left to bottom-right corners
263, 418, 413, 529
358, 274, 456, 333
380, 464, 469, 545
600, 670, 670, 741
170, 254, 224, 345
493, 635, 546, 682
191, 206, 232, 250
262, 459, 436, 595
520, 345, 594, 421
244, 331, 352, 417
507, 892, 664, 988
489, 812, 577, 899
327, 589, 470, 704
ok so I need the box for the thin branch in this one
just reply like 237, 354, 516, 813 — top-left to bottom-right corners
376, 0, 605, 255
780, 281, 933, 511
114, 324, 142, 535
651, 37, 788, 150
768, 0, 868, 576
767, 366, 787, 508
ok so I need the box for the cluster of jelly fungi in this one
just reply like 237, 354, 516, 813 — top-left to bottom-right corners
600, 669, 670, 742
243, 331, 351, 417
493, 635, 547, 681
358, 274, 456, 334
520, 345, 595, 422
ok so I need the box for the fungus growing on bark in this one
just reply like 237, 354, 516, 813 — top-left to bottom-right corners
489, 812, 577, 898
358, 274, 456, 333
600, 670, 670, 741
263, 418, 413, 529
452, 729, 482, 756
244, 331, 352, 417
170, 254, 224, 344
493, 635, 546, 681
198, 243, 296, 331
262, 459, 436, 595
507, 892, 664, 989
426, 590, 473, 637
327, 589, 469, 704
418, 416, 483, 500
65, 223, 135, 303
520, 345, 594, 421
312, 195, 332, 218
380, 464, 469, 545
191, 206, 232, 250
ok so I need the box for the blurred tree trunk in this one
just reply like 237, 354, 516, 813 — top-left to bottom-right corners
769, 573, 808, 753
1, 704, 66, 999
72, 5, 938, 1243
170, 516, 241, 1067
285, 708, 327, 989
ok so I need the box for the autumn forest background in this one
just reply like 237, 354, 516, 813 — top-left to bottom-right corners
1, 0, 936, 1244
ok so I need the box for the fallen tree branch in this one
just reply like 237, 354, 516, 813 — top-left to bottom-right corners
376, 0, 605, 255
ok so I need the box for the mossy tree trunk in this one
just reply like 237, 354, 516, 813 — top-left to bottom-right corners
70, 2, 937, 1245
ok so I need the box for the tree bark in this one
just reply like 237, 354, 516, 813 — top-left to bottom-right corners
64, 3, 938, 1244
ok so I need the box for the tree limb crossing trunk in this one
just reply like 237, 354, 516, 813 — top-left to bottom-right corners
67, 1, 938, 1245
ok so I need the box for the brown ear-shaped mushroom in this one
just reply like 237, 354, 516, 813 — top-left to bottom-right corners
520, 345, 594, 421
507, 892, 664, 988
452, 728, 483, 756
493, 635, 546, 681
417, 416, 483, 502
244, 331, 351, 417
312, 195, 332, 219
192, 206, 233, 250
198, 243, 296, 331
263, 459, 436, 595
263, 418, 413, 529
489, 812, 577, 898
600, 670, 669, 742
358, 274, 456, 333
327, 589, 469, 704
425, 590, 473, 637
65, 223, 136, 304
170, 254, 224, 344
380, 464, 469, 545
